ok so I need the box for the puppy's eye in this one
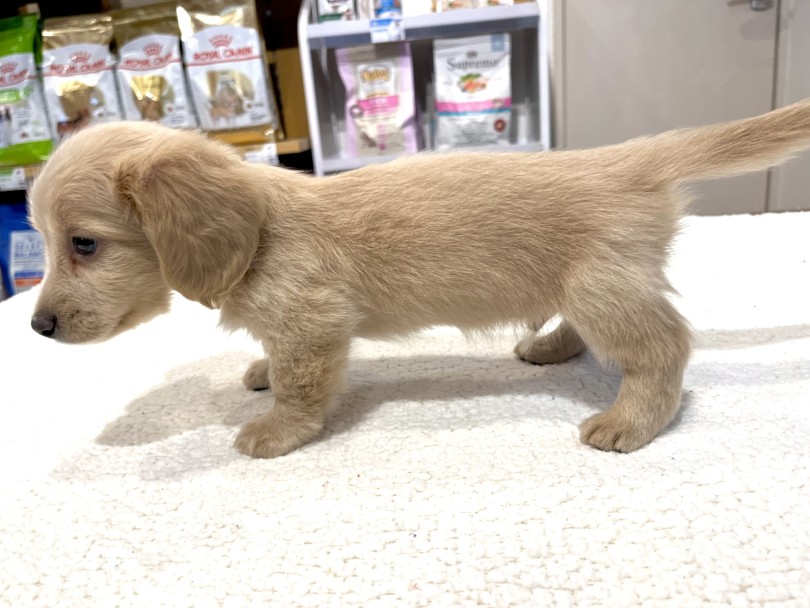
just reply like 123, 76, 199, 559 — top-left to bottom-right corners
72, 237, 97, 256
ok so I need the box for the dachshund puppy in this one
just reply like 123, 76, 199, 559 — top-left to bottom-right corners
29, 100, 810, 458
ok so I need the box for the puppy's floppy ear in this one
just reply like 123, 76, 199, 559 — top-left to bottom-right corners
115, 141, 265, 308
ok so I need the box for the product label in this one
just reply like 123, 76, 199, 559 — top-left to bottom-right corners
370, 17, 403, 43
9, 229, 44, 294
182, 25, 272, 130
242, 143, 278, 165
116, 33, 197, 128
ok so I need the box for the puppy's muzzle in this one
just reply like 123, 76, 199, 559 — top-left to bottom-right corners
31, 312, 57, 338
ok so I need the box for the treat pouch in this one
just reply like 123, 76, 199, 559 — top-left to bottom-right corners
177, 0, 280, 134
434, 33, 512, 149
337, 42, 418, 158
113, 4, 198, 128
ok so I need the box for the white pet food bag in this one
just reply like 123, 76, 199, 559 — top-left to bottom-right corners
434, 33, 511, 149
41, 14, 122, 141
177, 0, 280, 135
337, 42, 418, 158
113, 4, 197, 128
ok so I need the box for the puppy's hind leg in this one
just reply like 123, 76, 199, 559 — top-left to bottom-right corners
564, 268, 691, 453
514, 317, 587, 365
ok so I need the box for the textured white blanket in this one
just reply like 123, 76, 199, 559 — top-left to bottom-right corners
1, 213, 809, 607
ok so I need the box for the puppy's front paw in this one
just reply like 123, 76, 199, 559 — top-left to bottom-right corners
514, 335, 565, 365
234, 410, 323, 458
514, 322, 585, 365
579, 411, 656, 453
243, 358, 270, 391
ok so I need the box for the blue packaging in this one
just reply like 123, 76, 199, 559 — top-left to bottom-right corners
0, 201, 44, 298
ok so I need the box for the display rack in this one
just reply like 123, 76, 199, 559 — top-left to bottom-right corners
298, 0, 551, 176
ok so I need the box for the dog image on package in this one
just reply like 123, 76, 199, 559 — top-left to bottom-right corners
28, 100, 810, 459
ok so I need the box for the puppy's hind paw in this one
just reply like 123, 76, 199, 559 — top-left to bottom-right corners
234, 411, 323, 458
579, 411, 657, 453
243, 358, 270, 391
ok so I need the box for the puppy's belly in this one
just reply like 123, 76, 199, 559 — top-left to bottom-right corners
352, 297, 554, 339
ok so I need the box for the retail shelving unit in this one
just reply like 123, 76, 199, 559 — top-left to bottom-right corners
298, 0, 551, 176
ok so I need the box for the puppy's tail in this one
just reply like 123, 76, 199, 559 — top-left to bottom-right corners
628, 98, 810, 185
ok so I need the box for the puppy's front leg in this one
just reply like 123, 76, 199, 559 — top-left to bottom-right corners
243, 357, 271, 391
235, 333, 349, 458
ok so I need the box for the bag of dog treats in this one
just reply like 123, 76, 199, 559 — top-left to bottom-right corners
434, 33, 511, 148
41, 14, 122, 141
337, 42, 418, 158
0, 14, 52, 169
112, 3, 197, 128
177, 0, 281, 139
0, 201, 44, 298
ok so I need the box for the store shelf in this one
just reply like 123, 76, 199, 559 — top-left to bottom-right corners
276, 137, 311, 155
306, 3, 540, 49
298, 0, 551, 176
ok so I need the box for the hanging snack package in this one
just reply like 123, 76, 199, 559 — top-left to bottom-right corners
434, 33, 511, 148
318, 0, 356, 22
337, 42, 418, 158
0, 14, 53, 168
177, 0, 282, 141
112, 3, 197, 128
41, 14, 122, 141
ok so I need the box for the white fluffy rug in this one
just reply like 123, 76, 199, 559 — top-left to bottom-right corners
1, 213, 809, 607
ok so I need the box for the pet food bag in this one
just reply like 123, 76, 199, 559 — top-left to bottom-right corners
0, 14, 53, 169
177, 0, 281, 138
434, 33, 511, 148
337, 42, 418, 158
112, 3, 197, 128
318, 0, 356, 22
41, 14, 122, 141
0, 201, 44, 298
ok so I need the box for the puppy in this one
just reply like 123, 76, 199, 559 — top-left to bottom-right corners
29, 100, 810, 458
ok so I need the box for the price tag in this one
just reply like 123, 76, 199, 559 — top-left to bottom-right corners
370, 17, 404, 43
0, 167, 27, 191
242, 143, 279, 166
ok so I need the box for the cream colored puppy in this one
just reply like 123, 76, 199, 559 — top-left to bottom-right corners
29, 100, 810, 458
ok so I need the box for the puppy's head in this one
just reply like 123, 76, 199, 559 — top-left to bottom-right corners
29, 121, 266, 343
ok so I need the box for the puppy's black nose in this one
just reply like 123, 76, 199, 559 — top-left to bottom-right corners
31, 312, 57, 338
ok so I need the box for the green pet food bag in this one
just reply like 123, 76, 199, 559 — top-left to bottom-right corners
0, 14, 53, 169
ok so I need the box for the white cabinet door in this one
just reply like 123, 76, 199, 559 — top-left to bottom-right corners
770, 0, 810, 212
556, 0, 778, 215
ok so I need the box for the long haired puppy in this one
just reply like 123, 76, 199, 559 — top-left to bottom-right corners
29, 100, 810, 458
